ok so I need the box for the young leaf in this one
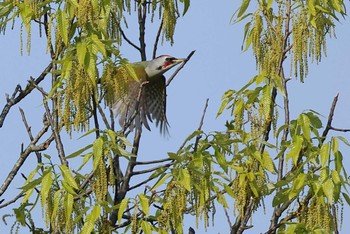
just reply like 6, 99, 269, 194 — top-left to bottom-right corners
65, 193, 74, 231
56, 10, 69, 45
141, 220, 153, 234
81, 206, 100, 234
40, 168, 52, 208
118, 198, 129, 223
286, 136, 303, 166
179, 169, 191, 192
320, 142, 330, 167
59, 165, 79, 190
93, 137, 104, 171
289, 173, 307, 199
139, 194, 149, 216
322, 179, 334, 204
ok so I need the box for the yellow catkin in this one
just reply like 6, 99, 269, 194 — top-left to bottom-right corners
304, 198, 332, 232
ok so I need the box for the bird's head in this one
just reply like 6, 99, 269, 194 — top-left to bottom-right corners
145, 55, 185, 78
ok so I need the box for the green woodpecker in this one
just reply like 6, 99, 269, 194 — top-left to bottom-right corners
112, 55, 185, 134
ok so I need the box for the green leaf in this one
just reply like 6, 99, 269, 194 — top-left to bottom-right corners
141, 220, 153, 234
224, 184, 235, 198
305, 112, 322, 128
61, 180, 77, 195
179, 169, 191, 191
320, 142, 330, 167
286, 136, 303, 166
51, 190, 63, 225
179, 130, 202, 148
332, 137, 339, 153
118, 198, 129, 223
217, 97, 230, 117
237, 0, 251, 18
151, 174, 171, 191
81, 206, 100, 234
299, 114, 311, 142
261, 150, 276, 173
124, 63, 139, 81
308, 0, 317, 16
323, 179, 334, 203
139, 194, 149, 216
217, 192, 228, 208
93, 137, 104, 171
59, 165, 79, 190
90, 34, 106, 57
233, 98, 244, 115
272, 188, 289, 207
20, 177, 42, 191
65, 193, 74, 230
289, 173, 307, 199
21, 188, 34, 205
18, 3, 33, 34
56, 10, 69, 45
76, 41, 87, 66
181, 0, 190, 16
342, 192, 350, 205
331, 170, 341, 185
40, 168, 52, 208
337, 136, 350, 147
214, 149, 228, 173
66, 144, 93, 159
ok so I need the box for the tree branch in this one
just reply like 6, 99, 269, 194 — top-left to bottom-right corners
166, 50, 195, 87
0, 130, 54, 197
193, 98, 209, 152
0, 63, 52, 128
42, 94, 68, 166
321, 93, 339, 143
152, 20, 163, 59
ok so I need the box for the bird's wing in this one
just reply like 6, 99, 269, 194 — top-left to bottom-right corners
143, 75, 169, 134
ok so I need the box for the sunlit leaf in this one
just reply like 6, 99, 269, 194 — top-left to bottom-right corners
118, 198, 129, 223
59, 165, 79, 190
81, 206, 100, 234
139, 194, 149, 216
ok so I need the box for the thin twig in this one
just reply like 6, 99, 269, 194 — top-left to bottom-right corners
166, 50, 195, 87
0, 63, 52, 128
193, 98, 209, 152
135, 158, 172, 165
0, 133, 54, 197
152, 20, 163, 59
19, 108, 43, 168
0, 192, 25, 209
42, 94, 68, 166
132, 162, 173, 175
321, 93, 339, 143
119, 26, 142, 52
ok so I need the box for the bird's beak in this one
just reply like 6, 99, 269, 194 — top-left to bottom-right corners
172, 58, 186, 64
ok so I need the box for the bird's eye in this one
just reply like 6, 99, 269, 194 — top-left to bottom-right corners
157, 66, 162, 70
165, 57, 174, 62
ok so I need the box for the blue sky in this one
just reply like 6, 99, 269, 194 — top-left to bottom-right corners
1, 1, 350, 233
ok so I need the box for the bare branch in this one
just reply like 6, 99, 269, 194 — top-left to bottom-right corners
0, 131, 54, 197
0, 63, 52, 128
321, 93, 339, 143
152, 20, 163, 59
0, 192, 25, 209
19, 108, 43, 167
42, 94, 68, 166
119, 25, 142, 53
132, 162, 173, 175
166, 50, 196, 87
193, 98, 209, 152
138, 1, 147, 61
135, 158, 172, 165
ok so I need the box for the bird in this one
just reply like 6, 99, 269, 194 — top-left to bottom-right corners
109, 55, 185, 134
